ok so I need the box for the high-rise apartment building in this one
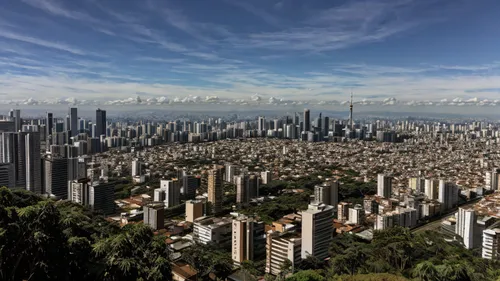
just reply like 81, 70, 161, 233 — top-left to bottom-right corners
131, 159, 141, 177
438, 180, 459, 212
182, 175, 198, 200
44, 155, 69, 198
408, 177, 425, 193
193, 217, 232, 249
482, 228, 500, 260
301, 203, 334, 260
314, 181, 339, 206
486, 168, 500, 190
425, 179, 439, 200
90, 181, 115, 215
265, 231, 302, 276
232, 217, 266, 265
68, 179, 90, 205
208, 167, 223, 214
261, 171, 272, 185
0, 163, 14, 188
456, 207, 477, 249
377, 174, 392, 198
225, 164, 241, 183
348, 204, 365, 225
159, 179, 180, 208
235, 174, 249, 205
143, 203, 165, 230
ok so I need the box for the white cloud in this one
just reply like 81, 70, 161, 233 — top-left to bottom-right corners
0, 29, 86, 55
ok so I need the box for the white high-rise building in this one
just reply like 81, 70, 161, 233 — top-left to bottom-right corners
482, 228, 500, 260
265, 231, 302, 275
348, 204, 365, 225
159, 179, 180, 208
261, 171, 272, 185
455, 207, 477, 249
68, 179, 90, 205
375, 214, 393, 230
225, 164, 241, 183
486, 169, 500, 190
425, 179, 439, 200
377, 174, 392, 198
131, 160, 141, 177
301, 203, 334, 260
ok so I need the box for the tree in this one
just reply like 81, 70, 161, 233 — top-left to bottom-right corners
412, 261, 438, 281
93, 223, 172, 281
286, 270, 324, 281
181, 242, 233, 280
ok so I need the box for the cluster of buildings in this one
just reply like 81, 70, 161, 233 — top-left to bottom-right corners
441, 192, 500, 260
2, 106, 500, 278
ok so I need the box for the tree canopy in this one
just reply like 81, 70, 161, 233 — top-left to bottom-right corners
0, 187, 172, 281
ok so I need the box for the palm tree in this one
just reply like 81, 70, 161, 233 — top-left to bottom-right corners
93, 223, 171, 281
413, 261, 438, 281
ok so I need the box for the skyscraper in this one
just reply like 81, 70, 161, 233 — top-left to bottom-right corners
44, 155, 69, 198
0, 163, 14, 188
258, 116, 265, 132
96, 108, 106, 138
235, 174, 249, 205
301, 202, 334, 260
69, 107, 78, 137
24, 127, 41, 194
425, 179, 439, 200
89, 181, 115, 215
46, 112, 53, 139
182, 175, 198, 200
456, 207, 477, 249
377, 174, 392, 198
208, 167, 223, 214
304, 109, 310, 132
10, 109, 21, 132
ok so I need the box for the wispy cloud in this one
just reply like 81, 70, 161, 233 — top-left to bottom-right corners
232, 0, 440, 52
0, 29, 85, 55
223, 0, 285, 28
21, 0, 99, 23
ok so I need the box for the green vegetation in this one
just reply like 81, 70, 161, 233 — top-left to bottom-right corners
241, 192, 311, 223
325, 227, 500, 281
181, 242, 233, 279
0, 187, 172, 281
334, 273, 409, 281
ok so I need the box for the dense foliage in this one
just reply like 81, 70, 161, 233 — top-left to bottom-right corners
0, 187, 172, 281
326, 227, 500, 281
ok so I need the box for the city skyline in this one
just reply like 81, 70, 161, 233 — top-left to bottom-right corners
2, 0, 500, 103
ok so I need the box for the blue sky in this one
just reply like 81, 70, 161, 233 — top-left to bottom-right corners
1, 0, 500, 102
